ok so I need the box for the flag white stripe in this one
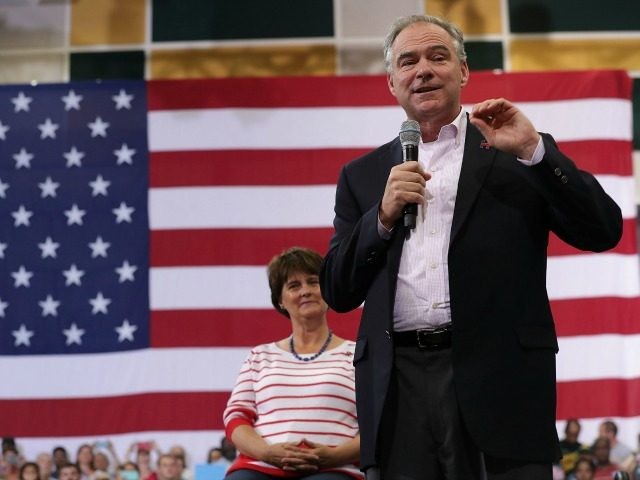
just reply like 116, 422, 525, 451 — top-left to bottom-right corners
149, 185, 337, 230
4, 334, 640, 399
557, 333, 640, 381
0, 347, 250, 398
148, 175, 634, 230
547, 253, 640, 300
149, 254, 640, 310
147, 99, 631, 152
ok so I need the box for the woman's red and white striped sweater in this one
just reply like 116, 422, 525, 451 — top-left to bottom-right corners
223, 340, 362, 478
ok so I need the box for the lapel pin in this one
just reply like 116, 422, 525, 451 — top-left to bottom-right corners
480, 140, 491, 150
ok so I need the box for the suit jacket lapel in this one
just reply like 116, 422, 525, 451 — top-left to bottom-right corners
450, 122, 496, 245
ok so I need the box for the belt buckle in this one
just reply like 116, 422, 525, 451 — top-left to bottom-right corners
415, 328, 434, 349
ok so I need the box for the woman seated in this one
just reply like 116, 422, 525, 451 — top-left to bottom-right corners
223, 247, 361, 479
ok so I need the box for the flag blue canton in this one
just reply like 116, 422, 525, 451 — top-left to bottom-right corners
0, 81, 149, 355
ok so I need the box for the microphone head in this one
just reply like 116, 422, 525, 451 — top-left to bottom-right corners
399, 120, 421, 147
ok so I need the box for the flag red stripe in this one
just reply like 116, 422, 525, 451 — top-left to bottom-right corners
557, 377, 640, 420
4, 378, 638, 437
150, 309, 361, 348
149, 149, 366, 187
150, 226, 635, 267
146, 71, 631, 110
0, 392, 230, 437
148, 141, 630, 188
548, 219, 637, 256
552, 297, 640, 336
149, 298, 640, 349
150, 228, 333, 266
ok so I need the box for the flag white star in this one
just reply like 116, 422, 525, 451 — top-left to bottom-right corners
0, 298, 8, 317
62, 264, 85, 286
112, 89, 134, 110
89, 291, 111, 315
11, 266, 33, 288
38, 236, 60, 259
63, 323, 85, 346
115, 319, 138, 342
0, 121, 10, 140
88, 236, 111, 258
0, 242, 7, 258
112, 202, 134, 223
38, 176, 60, 198
12, 324, 34, 347
38, 118, 59, 139
88, 116, 110, 137
113, 143, 136, 165
115, 260, 138, 283
13, 148, 33, 169
0, 177, 8, 198
89, 174, 111, 196
12, 205, 33, 227
64, 204, 86, 226
63, 146, 85, 168
11, 91, 32, 112
38, 294, 61, 317
61, 89, 83, 111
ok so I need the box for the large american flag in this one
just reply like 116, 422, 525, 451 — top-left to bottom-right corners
1, 70, 638, 461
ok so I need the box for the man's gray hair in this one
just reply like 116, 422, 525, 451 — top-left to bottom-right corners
383, 15, 467, 73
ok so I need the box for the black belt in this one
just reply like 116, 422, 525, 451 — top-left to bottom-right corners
392, 324, 452, 350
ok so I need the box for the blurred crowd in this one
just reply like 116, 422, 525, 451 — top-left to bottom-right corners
555, 419, 640, 480
0, 437, 237, 480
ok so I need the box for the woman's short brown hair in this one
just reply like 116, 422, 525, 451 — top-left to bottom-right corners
267, 247, 323, 318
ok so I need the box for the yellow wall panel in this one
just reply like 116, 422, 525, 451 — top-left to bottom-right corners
71, 0, 145, 45
511, 38, 640, 71
425, 0, 502, 35
150, 46, 337, 79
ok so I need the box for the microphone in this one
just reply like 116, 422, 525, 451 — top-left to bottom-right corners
399, 119, 421, 229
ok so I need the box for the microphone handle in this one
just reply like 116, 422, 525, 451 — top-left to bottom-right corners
402, 144, 418, 229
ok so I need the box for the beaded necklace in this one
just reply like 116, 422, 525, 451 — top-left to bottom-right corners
289, 330, 333, 362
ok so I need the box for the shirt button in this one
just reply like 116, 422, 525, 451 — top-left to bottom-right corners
430, 229, 437, 235
429, 263, 438, 269
431, 302, 439, 309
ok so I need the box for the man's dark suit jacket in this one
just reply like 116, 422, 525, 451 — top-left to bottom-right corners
320, 122, 622, 470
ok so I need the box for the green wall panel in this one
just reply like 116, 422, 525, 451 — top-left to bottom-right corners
465, 41, 503, 71
70, 51, 145, 80
152, 0, 334, 41
509, 0, 640, 32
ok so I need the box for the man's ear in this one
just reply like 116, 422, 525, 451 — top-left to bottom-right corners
387, 73, 396, 97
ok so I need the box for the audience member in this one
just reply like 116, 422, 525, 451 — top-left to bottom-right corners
124, 443, 157, 480
51, 448, 69, 480
2, 446, 22, 480
75, 445, 95, 480
560, 419, 588, 476
114, 462, 139, 480
600, 421, 635, 466
166, 447, 191, 480
573, 457, 596, 480
35, 454, 53, 480
219, 438, 236, 464
592, 437, 619, 480
206, 449, 229, 468
19, 463, 40, 480
58, 464, 80, 480
150, 456, 180, 480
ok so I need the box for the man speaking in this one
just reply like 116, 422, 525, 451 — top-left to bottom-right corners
320, 14, 622, 480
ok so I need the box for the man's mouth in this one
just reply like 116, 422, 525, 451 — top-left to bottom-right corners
413, 85, 439, 94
